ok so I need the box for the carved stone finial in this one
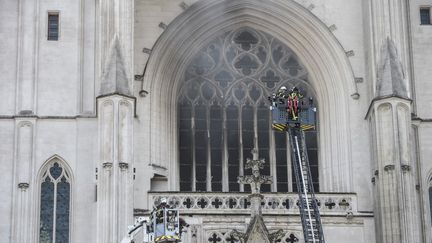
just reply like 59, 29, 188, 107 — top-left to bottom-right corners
238, 153, 272, 195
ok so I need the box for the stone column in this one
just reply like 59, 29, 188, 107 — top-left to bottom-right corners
15, 0, 38, 114
369, 97, 421, 243
367, 38, 421, 243
96, 14, 135, 241
10, 119, 35, 243
97, 94, 134, 243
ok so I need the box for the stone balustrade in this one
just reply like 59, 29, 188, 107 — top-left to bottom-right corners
147, 192, 357, 216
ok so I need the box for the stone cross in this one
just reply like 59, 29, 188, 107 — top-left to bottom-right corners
238, 149, 273, 194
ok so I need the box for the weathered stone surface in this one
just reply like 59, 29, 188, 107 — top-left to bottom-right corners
376, 38, 409, 99
100, 37, 131, 96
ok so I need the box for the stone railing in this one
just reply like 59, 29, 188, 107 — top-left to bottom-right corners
147, 192, 357, 216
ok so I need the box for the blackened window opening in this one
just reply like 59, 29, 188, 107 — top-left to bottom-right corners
178, 27, 319, 192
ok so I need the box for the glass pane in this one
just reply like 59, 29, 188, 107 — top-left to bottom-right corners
56, 177, 70, 243
40, 178, 54, 243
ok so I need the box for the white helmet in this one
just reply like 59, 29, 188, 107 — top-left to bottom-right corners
280, 86, 287, 90
160, 197, 167, 204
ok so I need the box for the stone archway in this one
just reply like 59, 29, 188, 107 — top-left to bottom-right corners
141, 0, 358, 192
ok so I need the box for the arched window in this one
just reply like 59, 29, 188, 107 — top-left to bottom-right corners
39, 160, 71, 243
429, 181, 432, 225
178, 27, 318, 192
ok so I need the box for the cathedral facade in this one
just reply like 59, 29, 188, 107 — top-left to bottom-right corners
1, 0, 432, 242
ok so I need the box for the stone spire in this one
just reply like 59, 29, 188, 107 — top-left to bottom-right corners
376, 38, 409, 99
100, 36, 131, 96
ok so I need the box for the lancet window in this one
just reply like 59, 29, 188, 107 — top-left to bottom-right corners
39, 161, 71, 243
178, 27, 319, 192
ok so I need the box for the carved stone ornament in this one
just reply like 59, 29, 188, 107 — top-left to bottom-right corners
18, 182, 29, 190
119, 162, 129, 170
401, 164, 411, 172
346, 210, 354, 220
238, 150, 272, 194
268, 229, 285, 242
102, 162, 113, 169
384, 164, 395, 172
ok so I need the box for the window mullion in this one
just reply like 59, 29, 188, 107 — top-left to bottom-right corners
253, 105, 258, 152
269, 116, 277, 192
239, 106, 244, 192
206, 105, 212, 191
52, 180, 58, 243
222, 106, 229, 192
191, 106, 196, 192
286, 133, 293, 192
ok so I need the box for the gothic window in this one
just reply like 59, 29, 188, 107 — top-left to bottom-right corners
39, 161, 71, 243
178, 27, 319, 192
429, 184, 432, 225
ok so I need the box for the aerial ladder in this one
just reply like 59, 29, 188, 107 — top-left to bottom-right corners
121, 198, 185, 243
269, 87, 325, 243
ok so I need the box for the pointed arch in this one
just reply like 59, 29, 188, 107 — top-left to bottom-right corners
36, 154, 73, 243
142, 0, 357, 192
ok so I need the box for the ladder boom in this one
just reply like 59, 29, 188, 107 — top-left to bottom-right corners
290, 128, 325, 243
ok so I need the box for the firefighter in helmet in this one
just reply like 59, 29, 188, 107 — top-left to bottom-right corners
287, 87, 303, 121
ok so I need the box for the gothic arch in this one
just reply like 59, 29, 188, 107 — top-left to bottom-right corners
142, 0, 357, 192
34, 154, 74, 243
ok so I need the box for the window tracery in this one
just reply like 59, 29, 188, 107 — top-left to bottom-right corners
178, 27, 318, 192
39, 161, 71, 243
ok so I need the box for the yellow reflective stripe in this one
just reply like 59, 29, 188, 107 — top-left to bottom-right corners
272, 124, 287, 131
300, 124, 315, 131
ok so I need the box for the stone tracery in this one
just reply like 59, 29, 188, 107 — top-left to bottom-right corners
178, 27, 319, 193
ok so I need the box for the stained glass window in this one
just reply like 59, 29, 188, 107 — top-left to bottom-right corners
178, 27, 319, 192
39, 162, 71, 243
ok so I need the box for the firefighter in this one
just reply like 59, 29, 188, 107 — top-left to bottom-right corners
155, 198, 170, 224
287, 87, 303, 121
276, 86, 288, 104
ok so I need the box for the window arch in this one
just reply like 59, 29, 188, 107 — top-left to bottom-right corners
38, 158, 71, 243
429, 177, 432, 226
178, 27, 319, 192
